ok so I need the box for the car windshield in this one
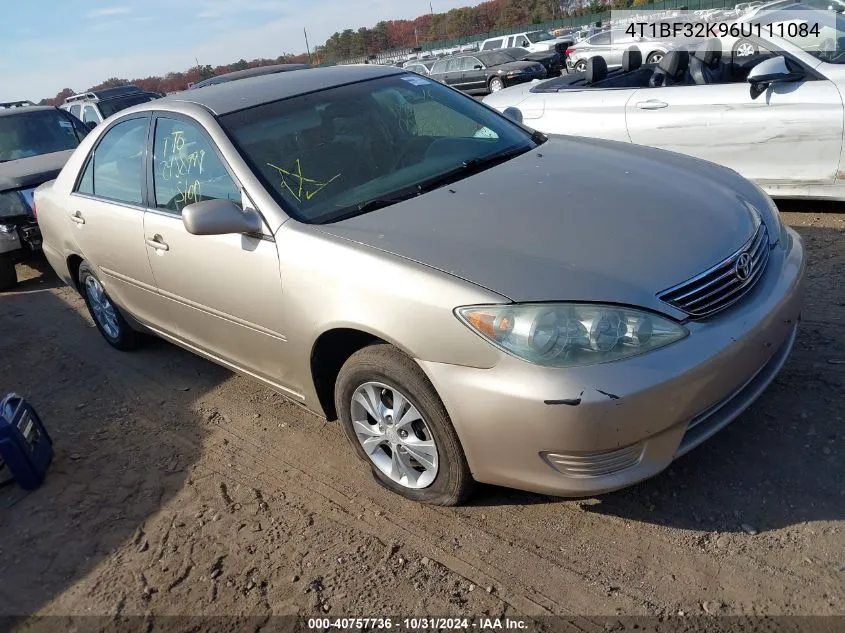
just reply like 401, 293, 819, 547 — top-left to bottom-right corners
0, 109, 85, 162
98, 93, 158, 118
526, 31, 554, 43
477, 51, 517, 66
220, 73, 539, 224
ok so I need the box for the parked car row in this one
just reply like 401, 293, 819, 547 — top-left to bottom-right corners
484, 4, 845, 202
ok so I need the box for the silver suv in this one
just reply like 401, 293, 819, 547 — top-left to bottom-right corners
60, 86, 161, 127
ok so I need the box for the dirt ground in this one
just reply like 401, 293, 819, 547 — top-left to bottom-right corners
0, 204, 842, 623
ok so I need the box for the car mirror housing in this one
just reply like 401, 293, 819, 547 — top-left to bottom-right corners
182, 198, 263, 236
747, 55, 804, 98
502, 107, 524, 124
474, 64, 483, 70
85, 120, 98, 130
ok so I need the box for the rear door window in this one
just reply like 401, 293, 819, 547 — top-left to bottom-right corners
82, 106, 100, 124
431, 60, 449, 74
76, 117, 147, 204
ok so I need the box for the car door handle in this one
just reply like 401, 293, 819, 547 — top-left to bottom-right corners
70, 211, 85, 225
145, 235, 169, 251
636, 100, 668, 110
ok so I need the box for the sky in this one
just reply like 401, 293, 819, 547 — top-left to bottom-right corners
0, 0, 479, 102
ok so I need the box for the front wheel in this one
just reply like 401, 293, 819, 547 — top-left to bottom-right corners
78, 262, 140, 351
335, 344, 473, 506
646, 51, 664, 65
733, 39, 756, 57
0, 254, 17, 291
489, 76, 505, 93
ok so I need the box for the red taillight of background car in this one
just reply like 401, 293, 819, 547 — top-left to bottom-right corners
31, 201, 37, 219
565, 48, 575, 56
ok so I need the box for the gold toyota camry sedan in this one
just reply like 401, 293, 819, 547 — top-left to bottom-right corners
35, 65, 805, 505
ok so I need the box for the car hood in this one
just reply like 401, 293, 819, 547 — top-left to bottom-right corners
482, 81, 542, 109
0, 150, 74, 193
317, 136, 763, 315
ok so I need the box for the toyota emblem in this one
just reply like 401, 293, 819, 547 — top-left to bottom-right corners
734, 252, 753, 282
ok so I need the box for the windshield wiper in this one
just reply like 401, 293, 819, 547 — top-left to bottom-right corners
414, 144, 533, 194
319, 143, 537, 224
320, 189, 423, 223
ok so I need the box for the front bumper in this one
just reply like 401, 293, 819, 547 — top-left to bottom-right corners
419, 227, 806, 497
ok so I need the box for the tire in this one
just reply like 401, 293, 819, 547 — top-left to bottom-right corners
0, 254, 17, 291
574, 60, 587, 73
646, 51, 664, 65
78, 262, 140, 351
335, 344, 473, 506
489, 76, 504, 93
733, 39, 756, 57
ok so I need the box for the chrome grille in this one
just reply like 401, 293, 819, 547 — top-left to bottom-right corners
543, 443, 644, 478
658, 223, 770, 318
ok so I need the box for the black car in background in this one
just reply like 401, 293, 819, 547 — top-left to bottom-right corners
500, 47, 564, 77
429, 51, 546, 95
0, 102, 89, 289
188, 63, 311, 89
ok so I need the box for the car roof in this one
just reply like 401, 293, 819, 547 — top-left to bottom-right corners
157, 64, 406, 116
189, 63, 312, 90
0, 105, 56, 118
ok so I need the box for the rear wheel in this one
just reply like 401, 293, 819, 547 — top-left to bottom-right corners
489, 76, 505, 93
574, 60, 587, 73
646, 51, 664, 65
78, 262, 140, 351
335, 344, 473, 506
0, 255, 17, 291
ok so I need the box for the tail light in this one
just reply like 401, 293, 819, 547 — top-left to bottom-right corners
32, 201, 37, 219
565, 48, 575, 56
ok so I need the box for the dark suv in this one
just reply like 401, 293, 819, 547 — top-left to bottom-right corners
0, 101, 90, 289
60, 85, 161, 127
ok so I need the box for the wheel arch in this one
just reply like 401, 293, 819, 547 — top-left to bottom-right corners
66, 253, 84, 291
310, 326, 420, 421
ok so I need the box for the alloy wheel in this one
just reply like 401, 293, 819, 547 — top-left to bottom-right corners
490, 77, 504, 92
350, 381, 439, 489
735, 41, 755, 57
85, 276, 120, 340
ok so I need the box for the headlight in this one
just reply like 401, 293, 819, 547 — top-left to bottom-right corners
0, 224, 16, 233
456, 303, 688, 368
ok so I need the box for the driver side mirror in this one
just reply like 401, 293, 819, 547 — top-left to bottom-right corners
474, 64, 483, 70
85, 120, 98, 130
182, 198, 263, 236
747, 55, 804, 98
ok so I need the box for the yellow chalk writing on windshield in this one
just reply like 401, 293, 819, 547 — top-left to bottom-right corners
267, 160, 341, 203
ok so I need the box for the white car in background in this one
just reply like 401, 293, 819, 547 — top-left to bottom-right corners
482, 9, 845, 201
